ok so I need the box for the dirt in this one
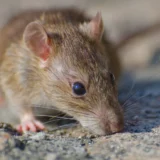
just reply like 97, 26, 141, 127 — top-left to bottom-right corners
1, 0, 160, 160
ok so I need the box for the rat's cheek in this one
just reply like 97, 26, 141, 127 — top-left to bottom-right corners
79, 118, 108, 136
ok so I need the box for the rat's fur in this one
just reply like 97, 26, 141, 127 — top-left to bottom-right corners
0, 9, 123, 135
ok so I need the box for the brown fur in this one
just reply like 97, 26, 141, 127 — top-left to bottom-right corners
0, 8, 123, 135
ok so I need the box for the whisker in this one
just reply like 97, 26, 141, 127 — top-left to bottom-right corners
122, 90, 138, 107
120, 66, 160, 108
34, 105, 96, 119
82, 122, 100, 129
35, 114, 74, 120
126, 79, 136, 98
43, 119, 63, 124
49, 122, 79, 131
123, 103, 140, 113
123, 94, 149, 109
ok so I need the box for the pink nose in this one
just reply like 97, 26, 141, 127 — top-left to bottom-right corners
109, 121, 124, 133
99, 121, 124, 135
100, 113, 124, 135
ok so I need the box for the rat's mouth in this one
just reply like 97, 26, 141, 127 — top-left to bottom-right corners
75, 107, 124, 136
79, 118, 124, 136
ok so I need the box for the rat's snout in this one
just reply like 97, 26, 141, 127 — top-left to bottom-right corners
101, 103, 124, 135
79, 103, 124, 136
96, 108, 124, 135
99, 109, 124, 135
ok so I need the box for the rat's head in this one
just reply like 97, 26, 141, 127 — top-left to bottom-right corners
23, 12, 124, 135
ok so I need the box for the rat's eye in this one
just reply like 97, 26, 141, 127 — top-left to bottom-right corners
72, 82, 86, 96
109, 73, 115, 85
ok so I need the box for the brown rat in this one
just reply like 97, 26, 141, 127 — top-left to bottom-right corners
0, 8, 123, 135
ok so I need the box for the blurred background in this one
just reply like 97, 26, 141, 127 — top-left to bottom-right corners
1, 0, 160, 78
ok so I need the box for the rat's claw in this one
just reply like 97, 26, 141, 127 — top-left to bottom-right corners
16, 120, 45, 134
34, 120, 45, 129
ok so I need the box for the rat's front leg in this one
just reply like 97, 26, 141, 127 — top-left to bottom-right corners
16, 110, 45, 134
7, 97, 45, 133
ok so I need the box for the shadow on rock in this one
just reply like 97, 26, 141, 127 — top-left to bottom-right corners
119, 73, 160, 134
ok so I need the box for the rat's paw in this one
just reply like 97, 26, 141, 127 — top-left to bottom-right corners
16, 120, 45, 134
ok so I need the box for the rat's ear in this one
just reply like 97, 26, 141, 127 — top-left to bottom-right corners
80, 12, 104, 41
23, 21, 50, 65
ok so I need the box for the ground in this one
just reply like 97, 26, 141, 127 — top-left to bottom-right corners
1, 0, 160, 160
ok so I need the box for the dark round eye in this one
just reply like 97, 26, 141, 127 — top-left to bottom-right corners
72, 82, 86, 96
109, 73, 115, 85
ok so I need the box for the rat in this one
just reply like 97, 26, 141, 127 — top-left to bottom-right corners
0, 8, 124, 136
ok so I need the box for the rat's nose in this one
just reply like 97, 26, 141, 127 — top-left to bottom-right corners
79, 104, 124, 135
100, 110, 124, 135
95, 119, 124, 136
96, 105, 124, 135
103, 120, 124, 134
87, 115, 124, 136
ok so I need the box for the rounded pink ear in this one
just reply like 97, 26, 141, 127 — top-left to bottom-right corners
23, 21, 50, 61
79, 12, 104, 41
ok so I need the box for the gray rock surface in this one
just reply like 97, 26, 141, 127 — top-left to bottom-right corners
1, 0, 160, 160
